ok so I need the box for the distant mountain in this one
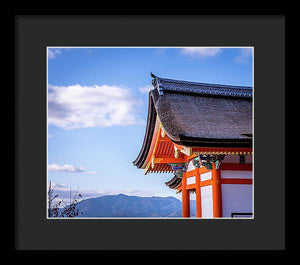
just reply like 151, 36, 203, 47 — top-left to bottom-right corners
75, 194, 196, 217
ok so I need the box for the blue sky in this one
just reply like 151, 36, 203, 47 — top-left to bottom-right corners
47, 47, 253, 201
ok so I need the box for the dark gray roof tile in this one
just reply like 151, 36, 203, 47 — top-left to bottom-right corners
151, 74, 253, 146
133, 74, 253, 168
151, 73, 252, 98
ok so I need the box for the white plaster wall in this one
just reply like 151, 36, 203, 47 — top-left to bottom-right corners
201, 185, 213, 217
220, 170, 252, 179
221, 184, 253, 218
201, 171, 212, 181
187, 176, 195, 185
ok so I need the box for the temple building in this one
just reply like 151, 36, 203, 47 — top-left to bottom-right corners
133, 73, 253, 218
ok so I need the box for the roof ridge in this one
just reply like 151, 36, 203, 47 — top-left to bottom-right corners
151, 73, 252, 98
151, 73, 252, 89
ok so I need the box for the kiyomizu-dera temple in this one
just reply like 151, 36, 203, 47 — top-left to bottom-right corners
133, 73, 253, 218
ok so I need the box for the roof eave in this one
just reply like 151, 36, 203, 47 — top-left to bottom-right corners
170, 136, 252, 148
132, 90, 157, 168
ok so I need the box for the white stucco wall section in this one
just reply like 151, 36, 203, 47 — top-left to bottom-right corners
187, 176, 195, 185
201, 171, 212, 181
221, 170, 252, 179
201, 185, 213, 217
221, 184, 253, 217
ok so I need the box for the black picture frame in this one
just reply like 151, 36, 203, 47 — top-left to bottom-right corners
14, 12, 285, 251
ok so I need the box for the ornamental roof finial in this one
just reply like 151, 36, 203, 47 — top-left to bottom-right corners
150, 72, 157, 79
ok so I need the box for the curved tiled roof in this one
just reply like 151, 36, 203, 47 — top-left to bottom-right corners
151, 73, 252, 98
133, 74, 253, 168
132, 91, 157, 168
165, 175, 182, 189
155, 90, 252, 145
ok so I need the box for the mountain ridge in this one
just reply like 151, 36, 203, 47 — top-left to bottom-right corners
75, 193, 196, 217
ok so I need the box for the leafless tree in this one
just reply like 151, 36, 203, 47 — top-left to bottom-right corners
60, 187, 83, 218
47, 181, 83, 218
48, 181, 62, 217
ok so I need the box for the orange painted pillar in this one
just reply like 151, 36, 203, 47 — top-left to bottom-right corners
181, 172, 190, 217
212, 162, 222, 217
195, 167, 202, 217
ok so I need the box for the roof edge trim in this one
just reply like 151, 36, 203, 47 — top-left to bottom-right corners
150, 73, 252, 98
132, 91, 157, 168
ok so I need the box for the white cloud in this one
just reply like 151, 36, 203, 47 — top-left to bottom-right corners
48, 182, 70, 192
48, 163, 85, 173
234, 48, 253, 63
48, 84, 143, 130
48, 48, 62, 59
87, 171, 97, 175
48, 163, 99, 175
180, 47, 222, 58
138, 85, 153, 94
48, 181, 159, 201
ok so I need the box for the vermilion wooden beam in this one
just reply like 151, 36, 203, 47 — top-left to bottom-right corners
180, 180, 212, 191
185, 170, 196, 178
192, 147, 252, 154
200, 180, 213, 187
212, 162, 222, 218
174, 143, 184, 151
185, 167, 211, 177
183, 178, 253, 188
158, 136, 172, 142
198, 167, 211, 175
153, 157, 185, 164
195, 167, 202, 218
186, 184, 196, 190
221, 178, 252, 185
181, 172, 190, 217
